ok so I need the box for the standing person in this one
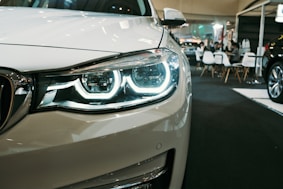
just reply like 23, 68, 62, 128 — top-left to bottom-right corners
195, 41, 205, 69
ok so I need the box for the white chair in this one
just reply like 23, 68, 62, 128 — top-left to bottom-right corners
213, 50, 224, 76
195, 48, 203, 62
214, 51, 225, 74
214, 51, 242, 83
241, 52, 256, 81
200, 51, 215, 78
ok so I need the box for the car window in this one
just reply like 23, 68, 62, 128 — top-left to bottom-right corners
0, 0, 152, 16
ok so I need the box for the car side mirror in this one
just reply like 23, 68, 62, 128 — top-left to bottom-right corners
162, 8, 186, 26
275, 4, 283, 23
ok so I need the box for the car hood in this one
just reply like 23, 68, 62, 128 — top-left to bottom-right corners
0, 7, 163, 72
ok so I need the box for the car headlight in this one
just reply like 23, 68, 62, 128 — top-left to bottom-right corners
34, 48, 180, 112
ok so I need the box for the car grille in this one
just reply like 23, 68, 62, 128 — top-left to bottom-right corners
0, 75, 13, 130
0, 69, 32, 133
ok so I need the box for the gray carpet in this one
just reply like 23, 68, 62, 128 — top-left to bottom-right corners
183, 67, 283, 189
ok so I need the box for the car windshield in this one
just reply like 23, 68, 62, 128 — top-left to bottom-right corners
0, 0, 152, 16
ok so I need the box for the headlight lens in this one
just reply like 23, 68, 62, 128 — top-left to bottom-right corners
35, 49, 180, 112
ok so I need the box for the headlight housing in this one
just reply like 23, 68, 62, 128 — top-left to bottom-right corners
34, 48, 180, 112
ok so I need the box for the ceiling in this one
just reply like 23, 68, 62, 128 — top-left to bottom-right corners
152, 0, 282, 24
237, 0, 280, 17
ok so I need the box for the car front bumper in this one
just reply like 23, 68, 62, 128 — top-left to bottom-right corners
0, 74, 192, 189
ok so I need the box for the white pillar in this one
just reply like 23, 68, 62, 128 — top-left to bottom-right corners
257, 5, 265, 77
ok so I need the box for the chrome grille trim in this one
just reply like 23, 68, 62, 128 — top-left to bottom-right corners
0, 68, 32, 133
0, 84, 2, 122
59, 152, 168, 189
0, 74, 14, 130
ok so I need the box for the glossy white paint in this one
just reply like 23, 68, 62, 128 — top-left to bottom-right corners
0, 2, 192, 189
0, 7, 162, 71
0, 66, 192, 188
0, 45, 117, 72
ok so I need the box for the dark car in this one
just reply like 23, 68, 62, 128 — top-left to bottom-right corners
262, 35, 283, 103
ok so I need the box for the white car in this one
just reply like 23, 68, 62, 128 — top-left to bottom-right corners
0, 0, 192, 188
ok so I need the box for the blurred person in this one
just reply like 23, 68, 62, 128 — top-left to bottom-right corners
227, 42, 241, 64
195, 41, 206, 69
211, 41, 221, 52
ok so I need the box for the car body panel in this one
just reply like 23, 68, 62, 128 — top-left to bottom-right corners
0, 70, 191, 188
0, 7, 162, 71
262, 35, 283, 103
262, 35, 283, 81
0, 44, 118, 72
0, 1, 191, 188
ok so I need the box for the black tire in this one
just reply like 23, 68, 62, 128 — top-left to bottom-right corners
267, 62, 283, 103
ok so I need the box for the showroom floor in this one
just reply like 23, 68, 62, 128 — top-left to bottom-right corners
183, 67, 283, 189
233, 88, 283, 116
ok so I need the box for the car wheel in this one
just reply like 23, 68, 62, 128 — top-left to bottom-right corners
267, 62, 283, 103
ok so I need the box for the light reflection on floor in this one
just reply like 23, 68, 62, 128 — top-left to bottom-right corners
233, 88, 283, 116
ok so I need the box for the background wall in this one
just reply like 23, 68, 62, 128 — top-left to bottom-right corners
238, 16, 283, 52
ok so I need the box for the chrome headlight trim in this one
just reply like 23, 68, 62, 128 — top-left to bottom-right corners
35, 48, 180, 112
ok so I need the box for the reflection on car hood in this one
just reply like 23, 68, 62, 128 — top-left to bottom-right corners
0, 7, 163, 71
